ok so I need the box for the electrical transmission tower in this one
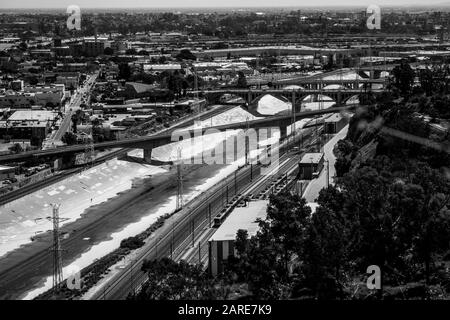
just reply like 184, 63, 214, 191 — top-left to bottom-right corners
49, 204, 64, 292
245, 116, 250, 165
176, 147, 183, 211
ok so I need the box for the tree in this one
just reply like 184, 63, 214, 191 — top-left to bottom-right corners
8, 143, 23, 154
418, 68, 434, 96
118, 63, 131, 80
103, 47, 114, 55
392, 61, 415, 95
45, 102, 55, 110
133, 258, 215, 300
61, 132, 77, 145
175, 49, 196, 61
263, 193, 311, 277
225, 192, 311, 299
297, 204, 348, 299
237, 71, 247, 88
29, 76, 38, 86
18, 42, 28, 51
125, 48, 137, 55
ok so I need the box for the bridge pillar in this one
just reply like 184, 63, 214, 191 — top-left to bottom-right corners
280, 125, 288, 140
58, 154, 76, 169
143, 148, 153, 163
291, 90, 296, 124
336, 91, 342, 106
143, 147, 172, 166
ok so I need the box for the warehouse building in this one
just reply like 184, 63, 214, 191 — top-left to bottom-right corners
0, 110, 57, 146
324, 113, 348, 134
298, 152, 324, 180
208, 200, 268, 276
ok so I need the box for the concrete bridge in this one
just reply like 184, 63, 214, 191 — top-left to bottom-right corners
189, 88, 383, 106
269, 78, 386, 89
0, 105, 365, 165
246, 73, 387, 88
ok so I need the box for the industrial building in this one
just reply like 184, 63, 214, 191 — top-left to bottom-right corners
208, 200, 268, 276
324, 113, 348, 134
299, 152, 324, 180
0, 110, 57, 146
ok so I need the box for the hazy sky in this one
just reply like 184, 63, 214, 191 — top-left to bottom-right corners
0, 0, 447, 9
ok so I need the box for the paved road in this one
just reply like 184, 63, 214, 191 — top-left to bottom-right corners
43, 72, 99, 149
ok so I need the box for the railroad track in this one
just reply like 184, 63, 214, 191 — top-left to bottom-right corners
0, 105, 255, 299
92, 128, 319, 300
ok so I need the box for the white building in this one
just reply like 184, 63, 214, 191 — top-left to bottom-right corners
208, 200, 268, 276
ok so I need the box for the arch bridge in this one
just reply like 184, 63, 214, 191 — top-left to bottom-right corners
191, 88, 383, 107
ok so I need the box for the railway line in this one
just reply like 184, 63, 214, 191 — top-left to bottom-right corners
0, 104, 239, 299
90, 126, 321, 300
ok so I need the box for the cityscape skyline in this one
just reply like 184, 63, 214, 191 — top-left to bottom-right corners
0, 3, 448, 305
2, 0, 450, 9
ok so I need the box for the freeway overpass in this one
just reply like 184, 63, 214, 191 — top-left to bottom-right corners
0, 105, 365, 165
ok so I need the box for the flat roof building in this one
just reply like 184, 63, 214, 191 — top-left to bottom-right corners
299, 152, 324, 180
324, 113, 348, 134
208, 200, 268, 276
0, 110, 57, 146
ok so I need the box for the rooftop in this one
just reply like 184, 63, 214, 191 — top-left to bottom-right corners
143, 64, 182, 71
210, 200, 268, 242
8, 110, 57, 122
324, 113, 344, 123
300, 152, 324, 164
